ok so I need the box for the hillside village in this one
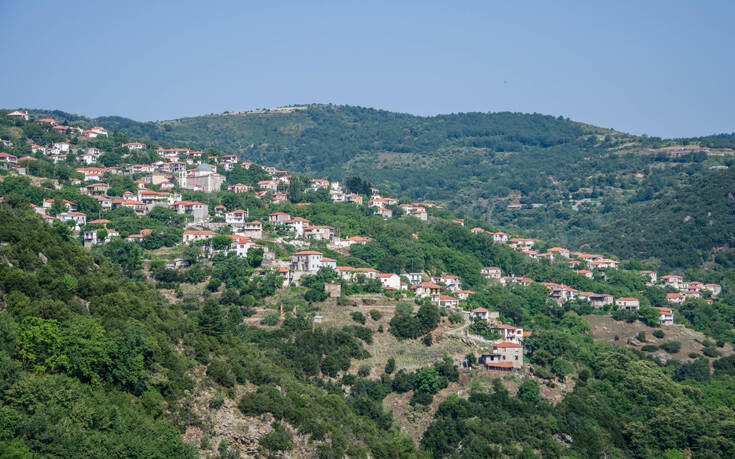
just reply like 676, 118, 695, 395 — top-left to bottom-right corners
0, 109, 725, 372
3, 107, 735, 459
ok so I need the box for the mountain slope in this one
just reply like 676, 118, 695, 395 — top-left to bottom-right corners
578, 167, 735, 270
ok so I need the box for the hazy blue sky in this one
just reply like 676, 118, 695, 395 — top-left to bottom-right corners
1, 1, 733, 137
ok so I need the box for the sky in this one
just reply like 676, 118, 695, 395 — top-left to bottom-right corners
1, 1, 733, 138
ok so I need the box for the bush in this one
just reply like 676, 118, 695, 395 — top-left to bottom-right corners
517, 379, 540, 404
206, 277, 222, 292
674, 358, 710, 382
260, 313, 280, 326
660, 341, 682, 354
409, 391, 433, 406
395, 302, 413, 315
636, 332, 646, 342
259, 422, 293, 454
422, 334, 433, 346
713, 355, 735, 376
551, 359, 574, 378
358, 364, 371, 377
369, 310, 382, 321
641, 344, 659, 352
703, 346, 721, 358
385, 358, 396, 374
304, 288, 327, 303
390, 303, 440, 339
140, 389, 165, 418
209, 393, 225, 410
207, 360, 235, 387
346, 325, 374, 344
653, 330, 665, 339
351, 311, 366, 324
448, 312, 464, 324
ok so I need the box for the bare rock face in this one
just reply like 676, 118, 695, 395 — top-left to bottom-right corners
38, 252, 48, 264
210, 398, 271, 455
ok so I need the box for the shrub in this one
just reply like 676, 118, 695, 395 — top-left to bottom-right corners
140, 389, 165, 418
259, 422, 293, 454
209, 393, 225, 410
673, 358, 710, 382
641, 344, 659, 352
703, 346, 721, 358
636, 332, 646, 342
346, 325, 374, 344
260, 313, 280, 326
534, 366, 554, 379
207, 359, 235, 387
517, 379, 540, 404
422, 334, 433, 347
551, 358, 574, 378
351, 311, 366, 324
395, 302, 413, 316
358, 364, 371, 377
409, 391, 433, 406
385, 358, 396, 374
369, 310, 382, 321
448, 312, 464, 324
653, 330, 665, 339
660, 341, 682, 354
713, 355, 735, 376
206, 277, 222, 292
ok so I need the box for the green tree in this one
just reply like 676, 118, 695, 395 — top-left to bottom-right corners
517, 379, 540, 404
198, 299, 226, 338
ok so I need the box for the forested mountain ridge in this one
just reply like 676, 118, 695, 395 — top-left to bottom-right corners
16, 104, 735, 271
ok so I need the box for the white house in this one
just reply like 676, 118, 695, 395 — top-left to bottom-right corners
182, 230, 217, 244
123, 142, 146, 151
615, 297, 640, 310
225, 209, 248, 226
229, 235, 256, 257
377, 273, 401, 290
304, 225, 333, 241
661, 275, 684, 289
286, 217, 310, 236
7, 110, 29, 120
239, 221, 263, 240
269, 212, 291, 225
58, 211, 86, 230
375, 207, 393, 218
704, 284, 722, 296
291, 251, 329, 272
171, 201, 209, 223
655, 307, 674, 326
490, 324, 524, 343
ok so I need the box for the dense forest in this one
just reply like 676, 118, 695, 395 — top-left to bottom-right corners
20, 104, 735, 271
577, 167, 735, 270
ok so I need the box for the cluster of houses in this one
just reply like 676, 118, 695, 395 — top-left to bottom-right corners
468, 308, 527, 370
3, 110, 726, 347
